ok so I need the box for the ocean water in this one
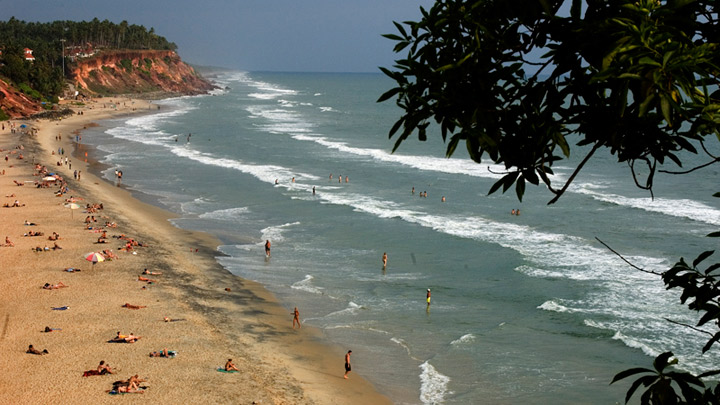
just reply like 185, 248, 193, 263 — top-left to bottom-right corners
83, 71, 720, 404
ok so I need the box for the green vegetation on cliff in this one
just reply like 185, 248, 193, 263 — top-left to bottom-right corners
0, 17, 178, 102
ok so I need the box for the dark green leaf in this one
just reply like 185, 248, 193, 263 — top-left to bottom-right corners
611, 367, 653, 385
381, 33, 404, 41
516, 177, 526, 202
377, 87, 401, 103
693, 251, 715, 268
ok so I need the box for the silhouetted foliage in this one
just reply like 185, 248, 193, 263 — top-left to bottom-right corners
381, 1, 720, 403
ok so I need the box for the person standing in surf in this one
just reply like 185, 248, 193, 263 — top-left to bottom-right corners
265, 239, 271, 257
426, 289, 431, 307
382, 252, 387, 269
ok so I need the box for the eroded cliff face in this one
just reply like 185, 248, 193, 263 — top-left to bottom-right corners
70, 50, 216, 96
0, 78, 43, 118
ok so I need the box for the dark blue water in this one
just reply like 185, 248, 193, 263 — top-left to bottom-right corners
84, 71, 720, 404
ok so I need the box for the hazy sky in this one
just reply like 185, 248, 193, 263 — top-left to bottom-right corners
0, 0, 434, 72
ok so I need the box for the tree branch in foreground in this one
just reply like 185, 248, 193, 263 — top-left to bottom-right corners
664, 318, 715, 338
595, 237, 663, 276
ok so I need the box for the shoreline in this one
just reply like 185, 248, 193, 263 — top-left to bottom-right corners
0, 98, 391, 404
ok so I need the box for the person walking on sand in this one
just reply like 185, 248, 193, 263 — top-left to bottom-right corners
382, 252, 387, 269
292, 307, 301, 329
344, 350, 352, 379
265, 240, 271, 257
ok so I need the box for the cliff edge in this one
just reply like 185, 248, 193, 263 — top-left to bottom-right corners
0, 78, 43, 118
71, 50, 216, 96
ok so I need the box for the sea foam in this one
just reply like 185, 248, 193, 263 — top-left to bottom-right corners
419, 361, 451, 405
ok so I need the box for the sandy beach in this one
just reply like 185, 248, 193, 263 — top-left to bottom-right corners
0, 98, 391, 404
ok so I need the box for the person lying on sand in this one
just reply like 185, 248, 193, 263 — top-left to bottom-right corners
115, 385, 144, 394
48, 232, 60, 241
142, 269, 162, 275
24, 220, 37, 226
43, 326, 61, 332
122, 303, 146, 310
163, 317, 186, 322
33, 246, 50, 252
24, 231, 44, 236
27, 345, 48, 355
225, 359, 239, 372
149, 349, 176, 358
12, 180, 24, 186
112, 332, 141, 343
97, 236, 108, 244
102, 249, 119, 260
52, 242, 62, 250
137, 276, 156, 283
63, 267, 80, 272
43, 282, 67, 290
4, 200, 25, 207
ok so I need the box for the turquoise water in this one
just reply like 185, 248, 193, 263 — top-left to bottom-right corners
84, 71, 720, 404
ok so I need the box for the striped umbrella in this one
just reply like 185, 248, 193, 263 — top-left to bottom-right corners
84, 252, 105, 266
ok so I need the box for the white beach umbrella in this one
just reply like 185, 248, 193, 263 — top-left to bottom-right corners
64, 202, 82, 218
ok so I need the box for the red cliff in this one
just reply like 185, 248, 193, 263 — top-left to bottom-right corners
0, 78, 43, 118
70, 50, 216, 96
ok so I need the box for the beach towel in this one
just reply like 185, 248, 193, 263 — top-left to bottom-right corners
216, 368, 238, 373
83, 370, 102, 377
51, 306, 69, 310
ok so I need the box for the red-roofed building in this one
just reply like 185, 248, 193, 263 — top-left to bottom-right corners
24, 48, 35, 62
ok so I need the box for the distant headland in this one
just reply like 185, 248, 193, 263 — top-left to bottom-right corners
0, 17, 216, 119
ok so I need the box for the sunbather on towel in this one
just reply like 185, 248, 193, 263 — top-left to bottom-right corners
149, 349, 176, 358
225, 358, 239, 371
112, 332, 141, 343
